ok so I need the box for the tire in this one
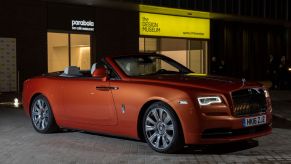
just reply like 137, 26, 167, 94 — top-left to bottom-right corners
142, 102, 183, 153
30, 95, 59, 133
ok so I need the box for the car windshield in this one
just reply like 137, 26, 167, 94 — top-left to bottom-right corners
114, 55, 192, 77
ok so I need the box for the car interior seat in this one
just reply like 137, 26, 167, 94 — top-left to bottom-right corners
91, 63, 97, 75
125, 62, 140, 76
59, 66, 83, 77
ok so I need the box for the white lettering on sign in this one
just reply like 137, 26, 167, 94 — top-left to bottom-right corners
72, 20, 95, 31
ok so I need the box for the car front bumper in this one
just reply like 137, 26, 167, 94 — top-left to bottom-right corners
182, 112, 272, 145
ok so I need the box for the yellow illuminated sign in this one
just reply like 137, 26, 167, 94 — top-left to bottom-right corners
187, 73, 207, 76
140, 13, 210, 39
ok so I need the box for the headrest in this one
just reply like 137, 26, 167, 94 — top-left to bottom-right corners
91, 63, 97, 75
60, 66, 82, 77
125, 62, 139, 76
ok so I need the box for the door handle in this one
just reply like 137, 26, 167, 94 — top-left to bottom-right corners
96, 86, 119, 91
109, 86, 119, 90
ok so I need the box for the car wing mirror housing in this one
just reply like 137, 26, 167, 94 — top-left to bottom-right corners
92, 66, 107, 81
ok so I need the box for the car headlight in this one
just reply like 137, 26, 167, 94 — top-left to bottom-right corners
197, 96, 222, 106
288, 67, 291, 72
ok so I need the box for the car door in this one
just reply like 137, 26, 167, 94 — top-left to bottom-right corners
61, 78, 117, 126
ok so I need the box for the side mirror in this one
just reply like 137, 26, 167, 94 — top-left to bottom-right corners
92, 66, 107, 81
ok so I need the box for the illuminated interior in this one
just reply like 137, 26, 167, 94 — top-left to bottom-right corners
70, 34, 91, 70
48, 33, 69, 72
139, 37, 208, 74
47, 32, 91, 72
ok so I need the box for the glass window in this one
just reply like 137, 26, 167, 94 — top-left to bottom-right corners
139, 37, 208, 74
47, 32, 91, 73
160, 38, 188, 67
188, 40, 208, 74
70, 34, 91, 70
48, 33, 69, 72
139, 37, 158, 52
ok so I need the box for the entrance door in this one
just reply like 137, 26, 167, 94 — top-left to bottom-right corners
139, 37, 208, 74
47, 32, 91, 72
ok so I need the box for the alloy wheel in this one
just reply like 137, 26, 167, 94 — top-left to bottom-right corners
145, 107, 175, 150
32, 98, 49, 130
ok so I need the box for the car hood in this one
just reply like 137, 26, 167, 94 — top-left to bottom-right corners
129, 74, 262, 93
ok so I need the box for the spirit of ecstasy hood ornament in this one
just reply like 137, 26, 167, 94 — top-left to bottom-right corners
241, 78, 246, 86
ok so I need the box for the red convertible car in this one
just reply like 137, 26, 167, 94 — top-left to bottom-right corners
22, 54, 272, 153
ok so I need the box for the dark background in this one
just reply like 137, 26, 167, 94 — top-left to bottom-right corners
0, 0, 290, 90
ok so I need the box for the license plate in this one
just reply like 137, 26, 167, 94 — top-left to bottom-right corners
242, 115, 266, 127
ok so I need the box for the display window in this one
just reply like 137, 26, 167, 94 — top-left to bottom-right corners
48, 32, 91, 72
139, 37, 208, 74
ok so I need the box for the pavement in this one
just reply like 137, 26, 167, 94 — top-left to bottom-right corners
269, 90, 291, 122
0, 89, 291, 163
1, 103, 291, 163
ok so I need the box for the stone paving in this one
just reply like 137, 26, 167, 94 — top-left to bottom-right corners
270, 90, 291, 122
1, 107, 291, 164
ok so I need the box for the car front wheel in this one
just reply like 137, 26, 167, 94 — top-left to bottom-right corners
143, 102, 183, 153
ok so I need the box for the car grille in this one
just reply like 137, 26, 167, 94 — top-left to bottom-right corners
231, 88, 267, 117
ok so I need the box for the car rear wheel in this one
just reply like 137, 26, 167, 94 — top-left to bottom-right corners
30, 95, 59, 133
143, 102, 183, 153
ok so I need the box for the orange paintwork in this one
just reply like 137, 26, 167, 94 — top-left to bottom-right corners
22, 55, 272, 145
